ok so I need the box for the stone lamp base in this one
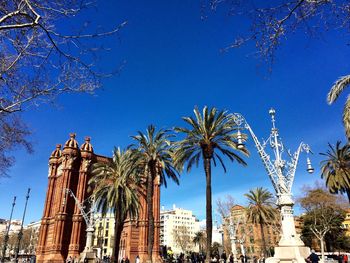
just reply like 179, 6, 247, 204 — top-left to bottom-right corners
266, 245, 310, 263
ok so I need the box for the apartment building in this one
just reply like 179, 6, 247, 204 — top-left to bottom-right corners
160, 205, 200, 254
93, 213, 115, 259
342, 209, 350, 236
0, 219, 22, 234
223, 205, 281, 257
25, 220, 42, 254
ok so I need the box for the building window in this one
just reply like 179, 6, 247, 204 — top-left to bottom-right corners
105, 230, 109, 236
104, 238, 108, 246
106, 222, 109, 228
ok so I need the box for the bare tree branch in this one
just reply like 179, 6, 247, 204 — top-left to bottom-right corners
0, 0, 126, 177
206, 0, 349, 69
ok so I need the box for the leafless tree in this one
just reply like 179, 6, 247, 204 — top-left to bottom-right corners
204, 0, 349, 66
216, 195, 235, 253
0, 0, 126, 177
216, 195, 235, 220
204, 0, 350, 138
173, 225, 193, 253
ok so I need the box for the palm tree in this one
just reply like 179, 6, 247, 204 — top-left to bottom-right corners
193, 231, 205, 253
131, 125, 180, 262
89, 148, 141, 263
173, 106, 248, 262
244, 187, 277, 257
320, 141, 350, 203
327, 75, 350, 139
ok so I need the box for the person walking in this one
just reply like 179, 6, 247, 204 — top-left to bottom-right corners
307, 250, 319, 263
228, 254, 233, 263
221, 252, 227, 263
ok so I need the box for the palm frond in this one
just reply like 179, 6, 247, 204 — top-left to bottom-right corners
173, 106, 248, 173
320, 141, 350, 202
343, 95, 350, 139
130, 125, 180, 187
244, 187, 277, 225
328, 75, 350, 104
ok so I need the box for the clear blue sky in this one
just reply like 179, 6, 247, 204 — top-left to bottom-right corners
0, 0, 349, 224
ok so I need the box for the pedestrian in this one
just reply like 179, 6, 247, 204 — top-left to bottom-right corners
221, 252, 227, 263
307, 250, 319, 263
66, 256, 73, 263
125, 257, 130, 263
344, 254, 348, 263
135, 255, 140, 263
229, 254, 233, 263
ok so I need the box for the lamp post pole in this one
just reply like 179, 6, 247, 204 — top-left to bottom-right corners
64, 189, 96, 258
228, 217, 241, 263
1, 196, 16, 262
97, 223, 103, 259
233, 109, 314, 262
15, 188, 31, 263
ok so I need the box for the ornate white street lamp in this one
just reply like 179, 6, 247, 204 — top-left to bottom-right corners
233, 109, 314, 263
64, 189, 97, 262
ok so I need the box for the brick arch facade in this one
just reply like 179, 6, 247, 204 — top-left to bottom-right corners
36, 134, 161, 263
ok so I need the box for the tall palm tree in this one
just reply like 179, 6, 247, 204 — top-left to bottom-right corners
244, 187, 277, 257
320, 141, 350, 203
131, 125, 180, 262
89, 148, 141, 263
327, 75, 350, 139
173, 106, 248, 262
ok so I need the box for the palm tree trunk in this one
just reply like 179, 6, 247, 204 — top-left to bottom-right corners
112, 215, 124, 263
147, 165, 155, 262
259, 223, 267, 257
204, 157, 212, 263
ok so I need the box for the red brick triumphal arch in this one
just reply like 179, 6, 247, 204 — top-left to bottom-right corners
36, 134, 161, 263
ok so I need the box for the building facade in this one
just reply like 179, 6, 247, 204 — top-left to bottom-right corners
0, 219, 22, 234
223, 205, 281, 257
223, 205, 305, 257
36, 134, 161, 263
25, 220, 42, 255
342, 209, 350, 236
92, 213, 115, 259
160, 205, 200, 254
212, 224, 224, 246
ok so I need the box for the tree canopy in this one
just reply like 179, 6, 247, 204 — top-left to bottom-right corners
298, 185, 347, 259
